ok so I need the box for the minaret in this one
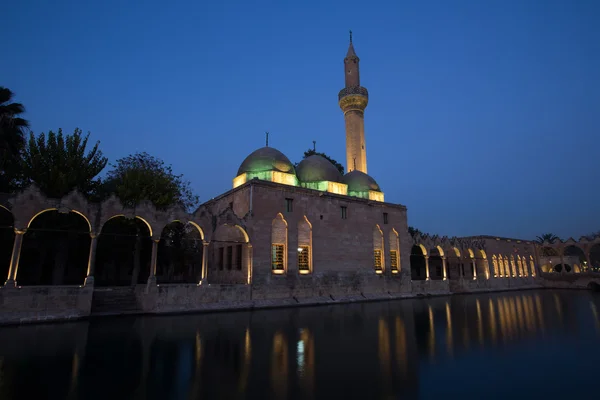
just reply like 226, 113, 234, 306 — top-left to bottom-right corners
339, 30, 369, 174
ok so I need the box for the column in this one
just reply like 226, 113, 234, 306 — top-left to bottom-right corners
560, 252, 565, 274
585, 252, 592, 272
84, 233, 98, 286
147, 237, 159, 285
200, 241, 209, 283
472, 259, 477, 280
442, 257, 448, 281
5, 229, 26, 287
425, 256, 430, 281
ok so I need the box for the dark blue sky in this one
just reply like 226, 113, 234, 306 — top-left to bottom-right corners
2, 0, 599, 240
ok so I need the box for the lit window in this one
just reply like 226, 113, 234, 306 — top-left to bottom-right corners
341, 206, 347, 220
390, 250, 398, 271
272, 244, 285, 271
298, 245, 310, 272
374, 249, 382, 271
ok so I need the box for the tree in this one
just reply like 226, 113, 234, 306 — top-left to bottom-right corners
21, 128, 108, 198
297, 148, 345, 175
535, 233, 560, 244
408, 226, 424, 237
0, 87, 29, 192
535, 233, 560, 257
100, 152, 200, 285
102, 152, 199, 211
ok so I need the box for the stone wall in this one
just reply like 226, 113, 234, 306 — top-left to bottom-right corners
0, 285, 93, 325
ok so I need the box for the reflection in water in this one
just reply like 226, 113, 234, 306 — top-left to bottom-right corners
0, 290, 599, 399
271, 331, 288, 399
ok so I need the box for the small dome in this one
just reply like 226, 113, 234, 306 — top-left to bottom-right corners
342, 170, 381, 192
296, 155, 343, 183
237, 147, 295, 176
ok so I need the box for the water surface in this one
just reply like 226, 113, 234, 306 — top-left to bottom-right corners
0, 289, 599, 399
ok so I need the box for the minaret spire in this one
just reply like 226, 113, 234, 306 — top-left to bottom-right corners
339, 32, 369, 173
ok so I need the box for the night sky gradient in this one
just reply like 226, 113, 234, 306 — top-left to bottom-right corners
2, 0, 599, 240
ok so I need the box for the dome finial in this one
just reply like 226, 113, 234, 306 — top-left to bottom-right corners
313, 140, 316, 151
353, 157, 356, 171
265, 131, 269, 147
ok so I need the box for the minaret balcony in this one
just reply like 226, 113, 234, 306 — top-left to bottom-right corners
338, 86, 369, 101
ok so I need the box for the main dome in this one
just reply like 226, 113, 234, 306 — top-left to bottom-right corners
296, 155, 343, 183
342, 170, 381, 192
237, 147, 295, 176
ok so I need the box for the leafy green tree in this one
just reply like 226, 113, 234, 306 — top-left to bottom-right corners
0, 87, 29, 192
21, 128, 108, 198
408, 226, 424, 237
98, 152, 200, 285
102, 152, 199, 211
297, 148, 345, 175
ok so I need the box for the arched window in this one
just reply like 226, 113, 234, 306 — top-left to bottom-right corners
503, 256, 510, 277
510, 255, 517, 277
530, 255, 536, 277
373, 225, 384, 273
271, 214, 288, 274
297, 216, 312, 274
517, 256, 524, 277
389, 229, 400, 274
492, 255, 499, 277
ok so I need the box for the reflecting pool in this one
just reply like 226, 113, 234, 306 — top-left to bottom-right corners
0, 290, 599, 399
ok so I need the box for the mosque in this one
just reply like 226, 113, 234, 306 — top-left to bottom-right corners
1, 35, 597, 325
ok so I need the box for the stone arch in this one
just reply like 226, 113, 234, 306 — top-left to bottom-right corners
156, 220, 204, 284
410, 244, 427, 280
590, 243, 600, 272
389, 229, 400, 274
428, 246, 444, 280
502, 255, 510, 277
95, 215, 152, 286
517, 255, 525, 277
446, 247, 461, 280
297, 216, 312, 274
209, 223, 251, 284
461, 248, 475, 279
0, 205, 15, 284
492, 255, 499, 277
475, 249, 490, 279
563, 245, 586, 273
271, 213, 288, 274
373, 225, 384, 273
18, 209, 91, 286
510, 255, 517, 277
100, 214, 153, 237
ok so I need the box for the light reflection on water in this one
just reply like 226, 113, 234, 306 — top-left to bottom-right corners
0, 290, 599, 399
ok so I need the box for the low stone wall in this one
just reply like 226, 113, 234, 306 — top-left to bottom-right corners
0, 285, 93, 325
539, 272, 600, 289
0, 275, 551, 325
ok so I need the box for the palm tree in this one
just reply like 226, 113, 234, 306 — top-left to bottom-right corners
535, 233, 560, 244
535, 233, 560, 257
0, 87, 29, 192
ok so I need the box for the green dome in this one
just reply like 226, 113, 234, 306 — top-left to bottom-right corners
237, 147, 295, 176
342, 170, 381, 192
296, 155, 343, 183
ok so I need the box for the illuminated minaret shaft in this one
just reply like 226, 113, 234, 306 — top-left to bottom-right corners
339, 30, 369, 173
